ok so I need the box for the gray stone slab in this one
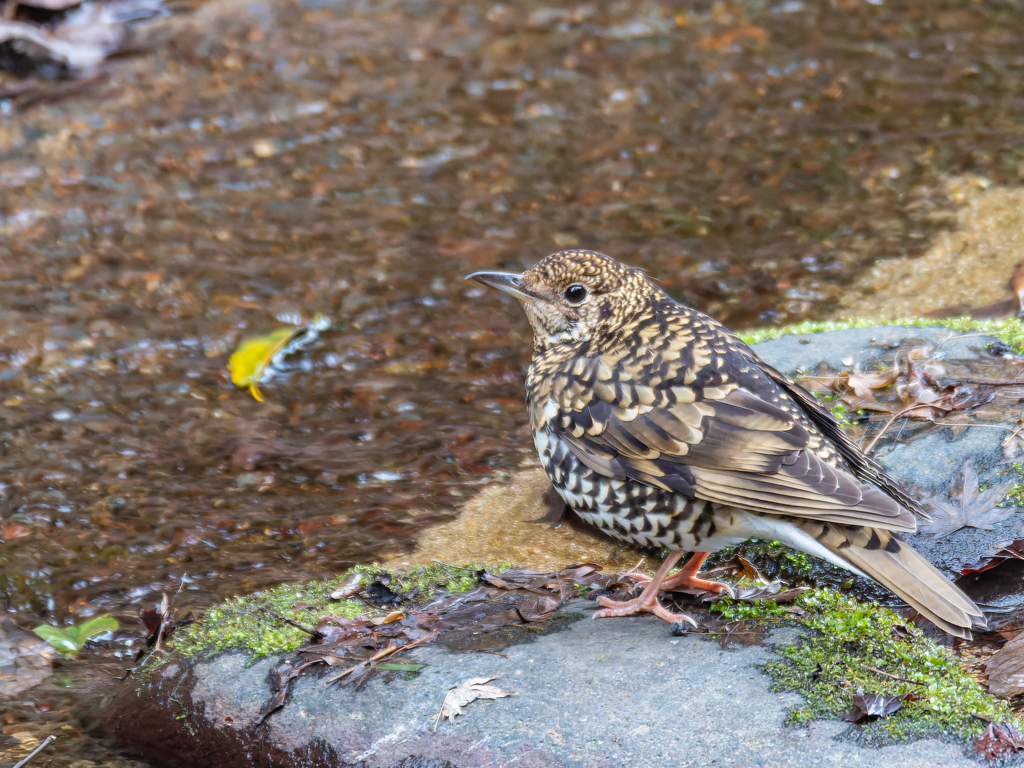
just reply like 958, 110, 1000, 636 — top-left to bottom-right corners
751, 325, 987, 374
187, 601, 977, 768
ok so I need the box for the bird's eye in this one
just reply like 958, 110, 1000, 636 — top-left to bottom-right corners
563, 284, 588, 304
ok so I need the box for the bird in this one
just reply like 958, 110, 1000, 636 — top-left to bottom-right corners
468, 249, 985, 638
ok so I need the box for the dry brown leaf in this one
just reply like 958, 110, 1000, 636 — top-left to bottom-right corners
985, 632, 1024, 697
434, 676, 514, 729
975, 720, 1024, 760
370, 610, 405, 626
847, 369, 897, 398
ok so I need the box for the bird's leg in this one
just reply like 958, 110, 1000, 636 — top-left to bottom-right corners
626, 552, 735, 597
593, 551, 698, 626
660, 552, 735, 596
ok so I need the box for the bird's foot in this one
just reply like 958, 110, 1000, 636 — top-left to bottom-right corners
624, 552, 735, 598
660, 571, 735, 598
593, 593, 698, 627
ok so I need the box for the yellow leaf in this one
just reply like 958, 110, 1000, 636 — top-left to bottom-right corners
228, 328, 298, 399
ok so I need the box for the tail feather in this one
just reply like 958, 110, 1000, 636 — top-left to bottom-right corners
811, 522, 985, 639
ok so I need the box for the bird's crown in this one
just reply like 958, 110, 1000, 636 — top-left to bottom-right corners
474, 250, 659, 348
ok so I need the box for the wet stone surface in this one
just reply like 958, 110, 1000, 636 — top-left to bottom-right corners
104, 603, 983, 768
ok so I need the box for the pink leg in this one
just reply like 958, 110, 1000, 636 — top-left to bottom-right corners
627, 552, 734, 597
593, 551, 698, 627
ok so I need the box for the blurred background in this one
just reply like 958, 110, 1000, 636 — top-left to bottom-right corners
1, 0, 1023, 763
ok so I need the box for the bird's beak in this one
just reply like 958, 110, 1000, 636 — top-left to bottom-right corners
465, 271, 534, 302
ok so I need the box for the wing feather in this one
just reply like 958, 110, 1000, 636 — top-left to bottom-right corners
551, 360, 917, 532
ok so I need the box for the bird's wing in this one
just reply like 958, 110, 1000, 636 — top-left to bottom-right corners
539, 354, 916, 532
751, 356, 927, 518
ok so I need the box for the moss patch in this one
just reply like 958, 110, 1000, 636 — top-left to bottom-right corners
705, 539, 893, 604
167, 561, 508, 660
753, 589, 1011, 743
739, 316, 1024, 353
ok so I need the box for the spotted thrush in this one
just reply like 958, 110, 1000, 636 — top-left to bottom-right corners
469, 250, 984, 638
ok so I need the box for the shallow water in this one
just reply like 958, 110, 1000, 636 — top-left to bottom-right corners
1, 0, 1024, 762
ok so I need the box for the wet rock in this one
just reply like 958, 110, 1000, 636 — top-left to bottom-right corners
104, 601, 983, 768
838, 183, 1024, 320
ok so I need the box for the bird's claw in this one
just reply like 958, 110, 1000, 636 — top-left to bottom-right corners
593, 594, 698, 626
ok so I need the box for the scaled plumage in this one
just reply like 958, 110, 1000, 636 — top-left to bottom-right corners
469, 250, 985, 638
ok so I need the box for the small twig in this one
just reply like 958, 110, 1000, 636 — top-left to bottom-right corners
324, 631, 436, 685
863, 403, 930, 455
933, 331, 996, 351
259, 607, 318, 636
623, 557, 646, 576
475, 649, 509, 658
860, 664, 927, 687
174, 573, 189, 596
14, 735, 56, 768
961, 378, 1024, 386
154, 591, 171, 654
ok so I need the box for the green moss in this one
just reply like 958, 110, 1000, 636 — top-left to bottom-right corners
708, 596, 789, 621
761, 589, 1010, 742
738, 316, 1024, 353
1001, 463, 1024, 508
166, 561, 509, 660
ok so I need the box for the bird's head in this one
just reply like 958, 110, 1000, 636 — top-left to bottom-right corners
468, 250, 656, 348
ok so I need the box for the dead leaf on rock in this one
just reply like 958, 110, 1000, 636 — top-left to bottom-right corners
705, 580, 807, 604
975, 720, 1024, 760
514, 595, 558, 622
985, 632, 1024, 697
847, 368, 898, 398
255, 660, 311, 725
919, 458, 1019, 536
434, 676, 513, 729
846, 686, 912, 723
717, 621, 767, 649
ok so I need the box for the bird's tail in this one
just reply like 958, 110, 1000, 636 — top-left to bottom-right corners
798, 521, 985, 639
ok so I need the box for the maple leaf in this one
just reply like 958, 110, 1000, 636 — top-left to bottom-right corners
434, 676, 514, 729
919, 458, 1019, 536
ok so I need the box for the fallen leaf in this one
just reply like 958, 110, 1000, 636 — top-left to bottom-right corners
370, 610, 405, 626
228, 328, 298, 402
1, 521, 32, 541
228, 315, 331, 402
704, 580, 807, 604
985, 632, 1024, 697
975, 721, 1024, 760
330, 572, 364, 600
846, 686, 911, 723
435, 676, 513, 728
717, 621, 767, 649
847, 368, 897, 398
919, 458, 1019, 536
375, 662, 425, 672
514, 595, 558, 622
255, 661, 310, 725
